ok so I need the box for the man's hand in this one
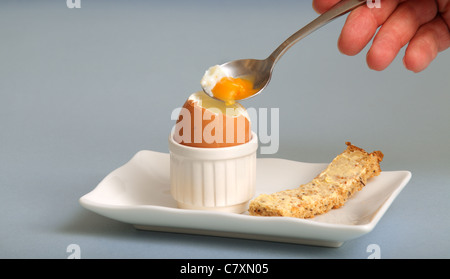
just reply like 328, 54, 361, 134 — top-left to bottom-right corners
313, 0, 450, 72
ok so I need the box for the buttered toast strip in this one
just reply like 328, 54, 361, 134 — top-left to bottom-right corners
249, 142, 383, 219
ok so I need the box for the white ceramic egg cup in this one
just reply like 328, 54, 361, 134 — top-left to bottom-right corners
169, 130, 258, 213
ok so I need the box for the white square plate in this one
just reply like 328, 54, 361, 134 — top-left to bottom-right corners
79, 150, 411, 247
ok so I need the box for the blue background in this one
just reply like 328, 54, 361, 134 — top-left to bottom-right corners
1, 0, 449, 258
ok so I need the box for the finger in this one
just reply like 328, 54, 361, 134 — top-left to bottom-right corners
366, 0, 439, 71
403, 16, 450, 72
312, 0, 340, 14
337, 0, 400, 56
436, 0, 450, 31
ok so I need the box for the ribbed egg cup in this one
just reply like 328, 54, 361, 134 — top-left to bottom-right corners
169, 130, 258, 214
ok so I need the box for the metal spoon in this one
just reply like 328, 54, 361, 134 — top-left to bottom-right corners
202, 0, 367, 101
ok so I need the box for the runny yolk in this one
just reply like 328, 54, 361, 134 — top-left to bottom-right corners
211, 77, 257, 105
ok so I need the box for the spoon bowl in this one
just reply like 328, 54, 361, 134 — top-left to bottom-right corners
202, 0, 367, 102
219, 58, 273, 98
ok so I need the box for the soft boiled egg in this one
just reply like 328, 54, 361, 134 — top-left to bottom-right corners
201, 65, 257, 105
173, 91, 251, 148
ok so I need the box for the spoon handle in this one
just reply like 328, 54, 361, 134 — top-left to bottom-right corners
268, 0, 367, 65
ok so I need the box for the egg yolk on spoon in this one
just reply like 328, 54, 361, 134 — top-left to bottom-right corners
211, 77, 257, 105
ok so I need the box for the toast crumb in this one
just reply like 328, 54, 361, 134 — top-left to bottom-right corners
248, 142, 383, 218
